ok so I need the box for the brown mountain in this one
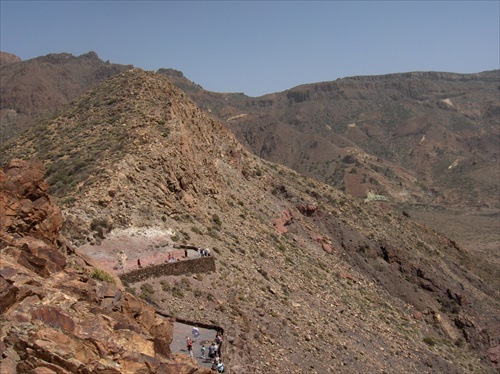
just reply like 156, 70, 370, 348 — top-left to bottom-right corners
0, 51, 132, 145
1, 69, 499, 373
167, 70, 500, 206
158, 69, 500, 261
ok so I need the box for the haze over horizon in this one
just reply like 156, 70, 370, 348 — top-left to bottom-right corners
1, 1, 499, 97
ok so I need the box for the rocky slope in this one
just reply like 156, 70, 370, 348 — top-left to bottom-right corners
0, 159, 211, 373
1, 69, 499, 373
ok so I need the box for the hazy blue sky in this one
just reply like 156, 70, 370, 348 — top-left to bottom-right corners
1, 1, 499, 97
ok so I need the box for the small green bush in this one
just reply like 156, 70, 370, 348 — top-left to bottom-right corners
60, 196, 76, 206
212, 214, 222, 226
454, 338, 465, 348
140, 293, 159, 306
141, 283, 154, 295
89, 268, 116, 284
180, 277, 191, 290
125, 286, 136, 295
90, 217, 111, 231
160, 280, 171, 292
191, 226, 203, 235
423, 336, 436, 346
171, 286, 184, 299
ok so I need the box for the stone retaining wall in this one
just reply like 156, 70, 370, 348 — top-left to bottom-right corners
119, 256, 216, 284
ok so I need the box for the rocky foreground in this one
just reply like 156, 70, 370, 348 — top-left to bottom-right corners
0, 159, 211, 373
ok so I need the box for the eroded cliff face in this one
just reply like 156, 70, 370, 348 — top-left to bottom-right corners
0, 159, 210, 374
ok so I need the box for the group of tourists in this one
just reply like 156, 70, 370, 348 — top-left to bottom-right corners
187, 327, 224, 372
197, 247, 211, 257
166, 253, 175, 263
136, 248, 210, 269
207, 331, 224, 372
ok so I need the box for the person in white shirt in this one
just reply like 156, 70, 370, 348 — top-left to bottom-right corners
192, 326, 200, 341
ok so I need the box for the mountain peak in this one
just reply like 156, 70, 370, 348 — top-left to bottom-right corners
0, 51, 21, 67
8, 68, 251, 239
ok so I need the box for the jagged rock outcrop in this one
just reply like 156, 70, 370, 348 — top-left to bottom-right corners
1, 159, 62, 244
0, 159, 210, 373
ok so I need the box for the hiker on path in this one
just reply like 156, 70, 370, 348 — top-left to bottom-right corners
137, 259, 142, 268
211, 356, 220, 371
208, 342, 217, 359
216, 361, 225, 373
215, 332, 223, 355
184, 248, 188, 258
186, 336, 193, 357
192, 326, 200, 341
201, 344, 206, 359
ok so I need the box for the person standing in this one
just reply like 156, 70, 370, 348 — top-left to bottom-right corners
192, 326, 200, 341
186, 336, 193, 357
201, 344, 206, 359
208, 342, 217, 359
215, 332, 223, 356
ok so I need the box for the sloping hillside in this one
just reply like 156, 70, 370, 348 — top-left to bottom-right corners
1, 69, 498, 373
0, 159, 211, 373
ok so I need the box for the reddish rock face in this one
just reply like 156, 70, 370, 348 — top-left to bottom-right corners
31, 306, 76, 332
272, 209, 294, 234
1, 159, 62, 245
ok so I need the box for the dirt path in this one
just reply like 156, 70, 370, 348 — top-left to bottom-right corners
171, 322, 219, 369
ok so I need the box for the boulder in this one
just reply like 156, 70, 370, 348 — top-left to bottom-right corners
272, 209, 294, 234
